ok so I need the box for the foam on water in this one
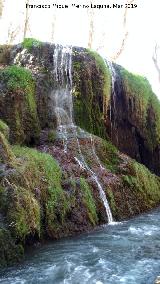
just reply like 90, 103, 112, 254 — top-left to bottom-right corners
1, 208, 160, 283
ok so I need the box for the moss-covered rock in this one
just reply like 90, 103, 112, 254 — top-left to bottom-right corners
80, 177, 98, 225
72, 47, 111, 138
0, 65, 40, 144
71, 48, 160, 176
0, 131, 15, 163
0, 42, 160, 268
0, 119, 9, 139
92, 136, 160, 220
11, 146, 68, 238
0, 127, 160, 267
120, 67, 160, 148
7, 186, 40, 240
0, 42, 160, 177
0, 229, 24, 268
107, 64, 160, 176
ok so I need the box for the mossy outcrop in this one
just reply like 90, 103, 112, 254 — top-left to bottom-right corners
1, 123, 160, 267
72, 48, 111, 138
0, 65, 40, 144
0, 119, 9, 139
107, 64, 160, 176
0, 42, 160, 268
0, 229, 24, 268
0, 130, 15, 163
72, 50, 160, 176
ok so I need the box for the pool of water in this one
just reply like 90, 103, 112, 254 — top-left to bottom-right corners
0, 208, 160, 284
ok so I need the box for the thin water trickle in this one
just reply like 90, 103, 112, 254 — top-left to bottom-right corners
106, 60, 118, 144
52, 44, 113, 223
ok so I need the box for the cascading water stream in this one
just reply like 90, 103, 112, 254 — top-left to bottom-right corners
52, 45, 74, 152
106, 60, 118, 144
53, 44, 113, 223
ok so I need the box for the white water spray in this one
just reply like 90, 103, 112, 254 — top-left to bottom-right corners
53, 44, 113, 223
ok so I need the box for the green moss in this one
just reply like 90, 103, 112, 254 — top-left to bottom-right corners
96, 138, 120, 173
14, 110, 25, 144
149, 94, 160, 145
122, 159, 160, 207
0, 229, 24, 268
0, 142, 71, 264
0, 119, 9, 139
22, 38, 42, 50
80, 177, 98, 225
120, 68, 151, 103
48, 130, 56, 143
7, 186, 40, 240
0, 131, 15, 163
120, 67, 160, 148
73, 48, 111, 139
1, 65, 34, 92
0, 185, 7, 212
0, 65, 40, 144
122, 175, 137, 187
12, 146, 69, 234
86, 49, 111, 100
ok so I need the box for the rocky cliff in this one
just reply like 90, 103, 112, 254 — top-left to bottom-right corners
72, 49, 160, 176
0, 39, 160, 267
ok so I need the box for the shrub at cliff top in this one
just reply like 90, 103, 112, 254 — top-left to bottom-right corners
22, 38, 42, 50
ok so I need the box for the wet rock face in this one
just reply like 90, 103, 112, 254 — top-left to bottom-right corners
108, 64, 160, 176
10, 43, 55, 131
0, 43, 58, 142
72, 49, 160, 176
0, 64, 40, 145
1, 41, 160, 267
0, 42, 160, 174
72, 47, 111, 139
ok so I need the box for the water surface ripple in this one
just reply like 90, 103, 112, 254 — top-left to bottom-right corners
1, 208, 160, 284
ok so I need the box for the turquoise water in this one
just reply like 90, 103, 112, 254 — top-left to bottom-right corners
0, 208, 160, 284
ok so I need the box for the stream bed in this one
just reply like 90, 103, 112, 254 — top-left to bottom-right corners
0, 208, 160, 284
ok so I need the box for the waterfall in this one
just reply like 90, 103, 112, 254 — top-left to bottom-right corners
52, 45, 73, 152
106, 60, 118, 144
53, 44, 113, 223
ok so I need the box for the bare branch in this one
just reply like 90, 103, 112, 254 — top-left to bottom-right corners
152, 44, 160, 84
51, 0, 57, 42
87, 0, 95, 49
7, 23, 20, 45
111, 0, 135, 61
0, 0, 5, 18
23, 0, 30, 39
